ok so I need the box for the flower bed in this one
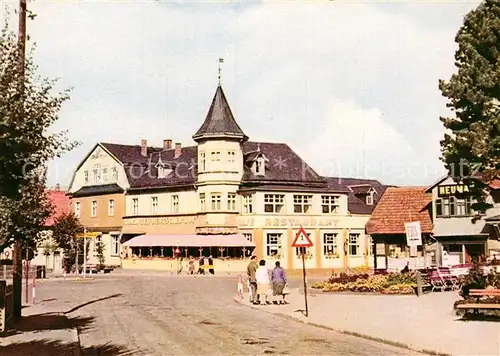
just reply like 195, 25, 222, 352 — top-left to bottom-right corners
311, 272, 417, 295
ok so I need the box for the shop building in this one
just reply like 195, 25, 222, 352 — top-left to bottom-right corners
427, 175, 500, 265
116, 84, 387, 271
366, 187, 434, 271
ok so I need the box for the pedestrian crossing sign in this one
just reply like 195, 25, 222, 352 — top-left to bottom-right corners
291, 226, 313, 248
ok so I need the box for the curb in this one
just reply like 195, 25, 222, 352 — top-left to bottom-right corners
233, 296, 450, 356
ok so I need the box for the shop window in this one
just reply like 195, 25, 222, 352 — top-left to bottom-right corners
348, 233, 360, 256
266, 233, 282, 257
293, 195, 312, 213
264, 194, 285, 213
321, 195, 340, 213
323, 233, 338, 258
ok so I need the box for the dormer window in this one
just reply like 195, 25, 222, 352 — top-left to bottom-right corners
366, 191, 374, 205
256, 158, 264, 175
157, 166, 172, 179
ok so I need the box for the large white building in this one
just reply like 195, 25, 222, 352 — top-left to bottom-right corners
69, 84, 386, 271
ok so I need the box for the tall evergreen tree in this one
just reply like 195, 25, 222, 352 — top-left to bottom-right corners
439, 0, 500, 211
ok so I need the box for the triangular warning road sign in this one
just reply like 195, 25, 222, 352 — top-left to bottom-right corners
292, 226, 313, 248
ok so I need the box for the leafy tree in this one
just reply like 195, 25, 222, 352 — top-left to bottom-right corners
0, 20, 75, 199
51, 212, 84, 273
439, 0, 500, 212
0, 171, 54, 252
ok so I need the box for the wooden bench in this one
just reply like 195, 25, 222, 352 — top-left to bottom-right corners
456, 289, 500, 314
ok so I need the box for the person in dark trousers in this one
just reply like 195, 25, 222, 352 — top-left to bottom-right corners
401, 262, 410, 274
246, 256, 259, 304
208, 255, 215, 275
198, 256, 205, 274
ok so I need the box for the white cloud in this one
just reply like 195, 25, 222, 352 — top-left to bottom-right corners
0, 0, 480, 187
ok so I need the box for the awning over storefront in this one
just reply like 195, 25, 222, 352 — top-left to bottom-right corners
122, 234, 255, 248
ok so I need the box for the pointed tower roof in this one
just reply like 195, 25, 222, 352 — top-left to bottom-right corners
192, 85, 248, 142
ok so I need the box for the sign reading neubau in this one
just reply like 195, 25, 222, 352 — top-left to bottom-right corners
437, 184, 472, 197
405, 221, 422, 247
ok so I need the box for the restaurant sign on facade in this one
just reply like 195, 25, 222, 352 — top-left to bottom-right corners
437, 184, 472, 197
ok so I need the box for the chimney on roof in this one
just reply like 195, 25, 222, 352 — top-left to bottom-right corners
163, 139, 172, 151
141, 139, 147, 157
174, 142, 182, 158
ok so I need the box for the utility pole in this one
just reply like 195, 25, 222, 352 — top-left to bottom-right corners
12, 0, 27, 321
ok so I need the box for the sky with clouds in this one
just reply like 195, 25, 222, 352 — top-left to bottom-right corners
1, 0, 481, 188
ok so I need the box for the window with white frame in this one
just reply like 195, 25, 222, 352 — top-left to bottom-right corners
151, 196, 159, 214
255, 157, 265, 175
84, 171, 89, 185
91, 200, 97, 217
366, 192, 374, 205
323, 233, 338, 258
242, 195, 253, 214
199, 193, 206, 212
108, 199, 115, 216
75, 201, 81, 217
111, 235, 120, 256
227, 151, 236, 170
293, 195, 312, 213
102, 168, 108, 182
349, 233, 360, 256
172, 195, 179, 213
266, 233, 282, 257
93, 169, 99, 184
211, 151, 221, 169
211, 193, 221, 211
264, 194, 285, 213
132, 198, 139, 215
200, 151, 206, 171
112, 167, 118, 181
227, 193, 236, 211
243, 233, 253, 242
322, 195, 340, 213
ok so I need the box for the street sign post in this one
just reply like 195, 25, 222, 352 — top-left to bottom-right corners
291, 226, 314, 318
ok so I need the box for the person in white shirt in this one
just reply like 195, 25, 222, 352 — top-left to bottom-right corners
255, 259, 271, 305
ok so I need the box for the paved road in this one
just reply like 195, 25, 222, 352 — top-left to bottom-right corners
33, 274, 420, 355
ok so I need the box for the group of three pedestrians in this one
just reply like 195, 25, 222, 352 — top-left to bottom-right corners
246, 256, 289, 305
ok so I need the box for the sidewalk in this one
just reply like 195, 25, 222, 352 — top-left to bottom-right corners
235, 288, 500, 356
0, 303, 81, 356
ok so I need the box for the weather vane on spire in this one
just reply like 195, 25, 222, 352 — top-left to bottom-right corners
218, 57, 224, 85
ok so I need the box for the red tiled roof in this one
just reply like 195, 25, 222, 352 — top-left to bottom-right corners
45, 190, 69, 227
366, 187, 433, 235
488, 178, 500, 190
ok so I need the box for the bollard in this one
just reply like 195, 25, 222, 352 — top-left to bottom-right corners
416, 271, 423, 297
0, 280, 6, 332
